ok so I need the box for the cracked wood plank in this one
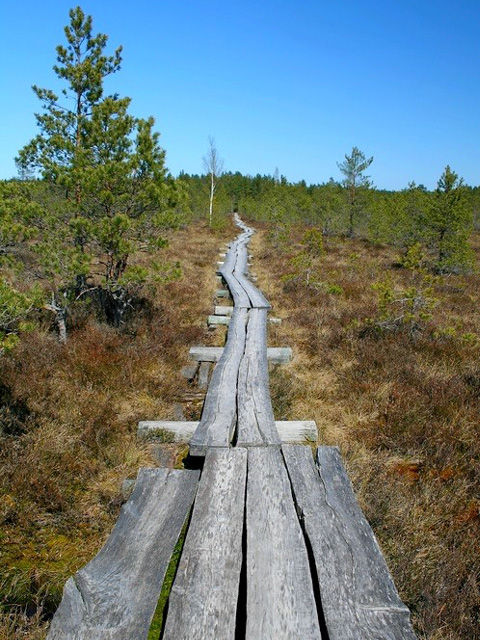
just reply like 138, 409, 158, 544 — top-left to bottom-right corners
246, 447, 322, 639
47, 467, 199, 640
163, 448, 247, 640
236, 309, 281, 447
219, 239, 251, 308
189, 308, 248, 456
282, 445, 416, 640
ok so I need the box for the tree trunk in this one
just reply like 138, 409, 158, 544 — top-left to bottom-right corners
348, 183, 356, 238
45, 297, 67, 343
209, 173, 215, 227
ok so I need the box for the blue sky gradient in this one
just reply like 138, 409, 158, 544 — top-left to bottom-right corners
2, 0, 480, 188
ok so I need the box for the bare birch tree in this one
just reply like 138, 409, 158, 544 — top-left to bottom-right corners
203, 136, 224, 227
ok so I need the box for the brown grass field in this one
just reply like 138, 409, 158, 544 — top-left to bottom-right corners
0, 219, 236, 638
251, 221, 480, 640
1, 215, 479, 638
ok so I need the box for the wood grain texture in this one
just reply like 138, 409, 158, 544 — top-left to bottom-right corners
208, 315, 230, 326
163, 448, 247, 640
188, 346, 292, 364
220, 218, 271, 309
215, 305, 234, 316
137, 420, 197, 441
197, 361, 211, 389
236, 309, 281, 447
138, 420, 317, 444
283, 445, 416, 640
47, 468, 199, 640
189, 307, 247, 456
219, 240, 251, 308
246, 447, 322, 639
275, 420, 317, 442
233, 267, 271, 309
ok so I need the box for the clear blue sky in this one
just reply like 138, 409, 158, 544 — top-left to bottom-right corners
2, 0, 480, 189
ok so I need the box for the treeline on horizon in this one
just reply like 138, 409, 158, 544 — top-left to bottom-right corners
180, 164, 480, 268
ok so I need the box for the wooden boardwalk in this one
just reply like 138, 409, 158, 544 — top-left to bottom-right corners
47, 215, 416, 639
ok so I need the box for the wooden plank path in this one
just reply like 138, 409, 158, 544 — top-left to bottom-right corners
47, 214, 416, 639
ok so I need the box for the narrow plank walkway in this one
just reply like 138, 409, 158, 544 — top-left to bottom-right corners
48, 214, 417, 640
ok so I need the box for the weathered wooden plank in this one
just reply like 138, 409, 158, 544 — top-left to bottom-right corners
188, 345, 292, 364
197, 361, 211, 389
215, 289, 230, 298
219, 236, 252, 308
236, 308, 281, 447
189, 308, 248, 456
163, 448, 247, 640
283, 445, 416, 640
220, 268, 251, 308
246, 447, 322, 639
214, 305, 234, 316
276, 419, 317, 441
47, 468, 199, 640
181, 362, 199, 381
138, 420, 196, 441
138, 420, 318, 443
208, 314, 230, 326
233, 265, 271, 308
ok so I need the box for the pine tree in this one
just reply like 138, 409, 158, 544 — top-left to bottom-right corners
337, 147, 373, 237
427, 166, 473, 273
17, 6, 122, 197
15, 7, 183, 335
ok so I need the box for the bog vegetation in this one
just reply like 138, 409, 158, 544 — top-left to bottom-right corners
1, 5, 479, 640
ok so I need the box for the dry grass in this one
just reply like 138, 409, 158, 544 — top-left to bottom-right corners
0, 219, 235, 637
250, 221, 480, 640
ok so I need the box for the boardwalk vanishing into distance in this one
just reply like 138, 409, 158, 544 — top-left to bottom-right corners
47, 215, 416, 639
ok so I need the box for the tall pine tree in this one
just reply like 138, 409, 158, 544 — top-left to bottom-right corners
16, 6, 184, 336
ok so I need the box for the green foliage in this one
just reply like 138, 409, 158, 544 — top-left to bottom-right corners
13, 6, 184, 335
367, 276, 438, 336
0, 182, 40, 261
426, 166, 474, 273
399, 242, 427, 271
337, 146, 374, 237
180, 163, 475, 281
324, 283, 344, 295
302, 227, 324, 256
0, 279, 42, 352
